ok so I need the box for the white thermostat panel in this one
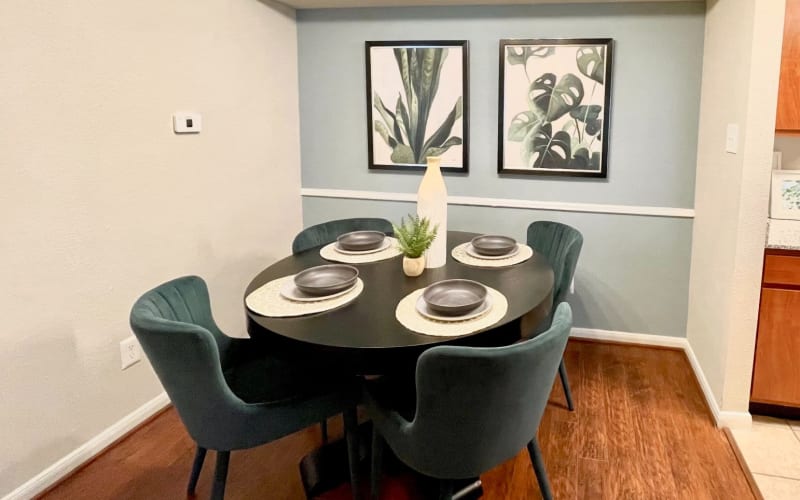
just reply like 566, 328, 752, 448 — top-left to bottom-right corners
173, 112, 201, 134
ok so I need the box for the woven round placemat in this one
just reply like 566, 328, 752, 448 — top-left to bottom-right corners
245, 275, 363, 318
395, 286, 508, 337
320, 237, 402, 264
451, 243, 533, 268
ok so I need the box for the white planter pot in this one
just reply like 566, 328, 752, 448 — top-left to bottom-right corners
403, 256, 426, 277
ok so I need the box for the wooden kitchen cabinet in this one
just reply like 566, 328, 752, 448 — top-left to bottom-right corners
776, 0, 800, 133
751, 250, 800, 407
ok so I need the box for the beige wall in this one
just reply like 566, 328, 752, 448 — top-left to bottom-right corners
686, 0, 784, 421
0, 0, 302, 495
775, 135, 800, 169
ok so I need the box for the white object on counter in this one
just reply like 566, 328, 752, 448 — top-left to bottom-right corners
767, 218, 800, 250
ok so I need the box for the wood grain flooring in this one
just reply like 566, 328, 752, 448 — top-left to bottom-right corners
40, 341, 755, 500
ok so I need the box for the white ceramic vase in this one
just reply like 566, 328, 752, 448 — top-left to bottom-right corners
403, 256, 425, 277
417, 156, 448, 268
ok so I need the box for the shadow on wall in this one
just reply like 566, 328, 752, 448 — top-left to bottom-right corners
0, 437, 85, 497
198, 240, 286, 339
0, 329, 87, 495
570, 268, 647, 334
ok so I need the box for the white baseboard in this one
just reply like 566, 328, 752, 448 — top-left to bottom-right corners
3, 392, 170, 500
571, 327, 689, 349
571, 328, 751, 429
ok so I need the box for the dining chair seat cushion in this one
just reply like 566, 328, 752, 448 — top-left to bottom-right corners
221, 339, 354, 405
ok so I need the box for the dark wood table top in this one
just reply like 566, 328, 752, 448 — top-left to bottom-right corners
245, 231, 554, 361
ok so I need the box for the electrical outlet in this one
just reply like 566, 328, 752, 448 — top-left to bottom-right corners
120, 336, 142, 370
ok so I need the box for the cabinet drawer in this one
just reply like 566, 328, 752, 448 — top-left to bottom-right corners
764, 254, 800, 287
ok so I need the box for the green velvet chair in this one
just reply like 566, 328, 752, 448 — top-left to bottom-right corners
527, 221, 583, 411
292, 217, 393, 254
129, 276, 361, 500
366, 303, 573, 500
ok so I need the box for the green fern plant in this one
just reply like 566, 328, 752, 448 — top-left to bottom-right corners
392, 214, 438, 259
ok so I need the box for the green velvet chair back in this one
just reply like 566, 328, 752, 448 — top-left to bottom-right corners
527, 221, 583, 305
377, 303, 572, 479
129, 276, 248, 450
292, 217, 393, 254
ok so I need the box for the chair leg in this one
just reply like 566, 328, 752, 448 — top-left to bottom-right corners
527, 437, 553, 500
370, 427, 383, 499
438, 479, 454, 500
320, 418, 329, 444
343, 407, 361, 500
558, 358, 575, 411
187, 446, 207, 495
211, 451, 230, 500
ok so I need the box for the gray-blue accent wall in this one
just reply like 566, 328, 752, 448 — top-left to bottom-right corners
296, 2, 704, 337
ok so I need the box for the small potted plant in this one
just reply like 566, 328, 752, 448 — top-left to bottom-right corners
393, 214, 438, 277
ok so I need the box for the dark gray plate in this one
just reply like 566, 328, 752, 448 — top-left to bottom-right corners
422, 279, 488, 316
336, 231, 386, 252
294, 264, 359, 296
470, 235, 517, 256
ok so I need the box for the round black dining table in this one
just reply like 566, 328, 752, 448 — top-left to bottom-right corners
245, 231, 554, 373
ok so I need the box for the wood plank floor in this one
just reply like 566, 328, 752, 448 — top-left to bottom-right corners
40, 341, 755, 499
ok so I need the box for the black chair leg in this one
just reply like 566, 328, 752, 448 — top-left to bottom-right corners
527, 437, 553, 500
438, 479, 454, 500
558, 358, 574, 411
187, 446, 207, 495
343, 407, 361, 500
370, 428, 383, 499
320, 418, 329, 444
211, 451, 230, 500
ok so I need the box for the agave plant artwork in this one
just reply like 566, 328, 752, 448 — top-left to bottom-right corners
366, 41, 468, 171
499, 39, 613, 178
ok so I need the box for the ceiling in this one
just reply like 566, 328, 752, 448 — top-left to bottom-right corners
284, 0, 699, 9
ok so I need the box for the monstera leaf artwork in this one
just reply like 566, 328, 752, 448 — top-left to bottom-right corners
366, 42, 468, 172
499, 39, 612, 178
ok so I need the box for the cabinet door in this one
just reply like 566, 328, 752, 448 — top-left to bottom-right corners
751, 288, 800, 406
777, 0, 800, 132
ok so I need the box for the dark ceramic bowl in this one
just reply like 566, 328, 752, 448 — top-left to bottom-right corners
294, 264, 359, 296
336, 231, 386, 252
422, 279, 488, 316
470, 235, 517, 256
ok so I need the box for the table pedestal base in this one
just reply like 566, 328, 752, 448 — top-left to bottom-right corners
299, 422, 483, 500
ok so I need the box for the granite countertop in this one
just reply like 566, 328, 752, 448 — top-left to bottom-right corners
767, 219, 800, 250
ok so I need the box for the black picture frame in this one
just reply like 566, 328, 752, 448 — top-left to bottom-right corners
365, 40, 469, 173
498, 38, 613, 178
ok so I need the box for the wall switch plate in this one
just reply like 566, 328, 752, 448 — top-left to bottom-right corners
173, 112, 201, 134
726, 123, 739, 154
120, 336, 142, 370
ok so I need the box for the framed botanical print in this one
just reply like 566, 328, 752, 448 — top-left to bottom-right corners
366, 40, 469, 173
498, 38, 613, 178
771, 171, 800, 220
